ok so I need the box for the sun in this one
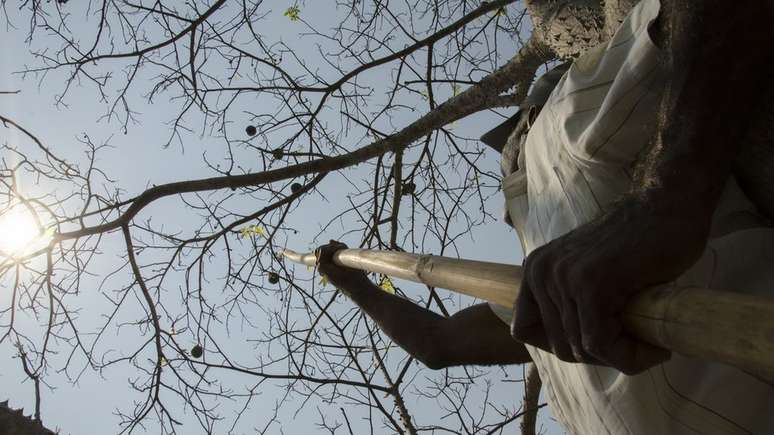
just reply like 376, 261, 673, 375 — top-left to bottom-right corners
0, 206, 45, 257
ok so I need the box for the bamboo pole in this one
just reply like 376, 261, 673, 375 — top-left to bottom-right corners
282, 248, 774, 381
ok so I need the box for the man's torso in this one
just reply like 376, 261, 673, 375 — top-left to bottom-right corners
495, 0, 774, 433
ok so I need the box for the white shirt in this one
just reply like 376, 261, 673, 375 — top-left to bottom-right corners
492, 0, 774, 433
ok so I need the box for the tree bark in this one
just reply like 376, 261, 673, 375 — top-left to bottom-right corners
520, 363, 542, 435
602, 0, 641, 36
525, 0, 606, 59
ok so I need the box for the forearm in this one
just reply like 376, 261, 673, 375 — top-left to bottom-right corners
338, 279, 531, 368
340, 279, 451, 367
639, 1, 773, 215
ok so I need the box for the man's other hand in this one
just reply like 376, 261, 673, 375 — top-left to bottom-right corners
510, 199, 711, 374
315, 240, 371, 295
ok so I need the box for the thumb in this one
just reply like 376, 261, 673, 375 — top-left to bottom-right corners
511, 280, 550, 352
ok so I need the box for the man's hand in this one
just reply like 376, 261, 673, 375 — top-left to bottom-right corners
511, 198, 711, 374
509, 0, 774, 375
315, 240, 371, 296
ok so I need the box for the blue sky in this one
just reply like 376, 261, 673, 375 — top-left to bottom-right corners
0, 1, 565, 434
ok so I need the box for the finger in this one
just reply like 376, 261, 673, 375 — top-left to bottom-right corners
512, 279, 542, 333
561, 297, 599, 364
549, 254, 589, 362
581, 310, 670, 374
531, 279, 574, 362
521, 253, 574, 361
511, 264, 554, 356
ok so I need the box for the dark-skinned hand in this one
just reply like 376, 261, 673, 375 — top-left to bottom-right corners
315, 240, 371, 296
511, 198, 712, 374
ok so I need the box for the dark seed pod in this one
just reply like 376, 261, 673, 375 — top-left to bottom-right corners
271, 148, 284, 160
291, 183, 302, 193
401, 181, 416, 195
268, 272, 280, 284
245, 125, 257, 136
190, 344, 203, 358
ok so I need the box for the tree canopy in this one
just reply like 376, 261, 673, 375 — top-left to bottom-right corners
0, 0, 638, 433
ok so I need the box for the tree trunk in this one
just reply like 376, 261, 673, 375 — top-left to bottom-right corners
602, 0, 641, 36
525, 0, 607, 59
520, 364, 542, 435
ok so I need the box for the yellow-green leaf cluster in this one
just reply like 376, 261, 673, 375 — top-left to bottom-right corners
284, 6, 301, 21
378, 275, 395, 294
239, 224, 266, 239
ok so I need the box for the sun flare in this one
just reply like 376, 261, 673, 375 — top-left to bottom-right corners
0, 206, 46, 257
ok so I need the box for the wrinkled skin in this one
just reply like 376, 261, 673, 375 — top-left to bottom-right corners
511, 0, 774, 375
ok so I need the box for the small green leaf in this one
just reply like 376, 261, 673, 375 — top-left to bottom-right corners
239, 224, 267, 239
284, 6, 301, 21
379, 275, 395, 294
